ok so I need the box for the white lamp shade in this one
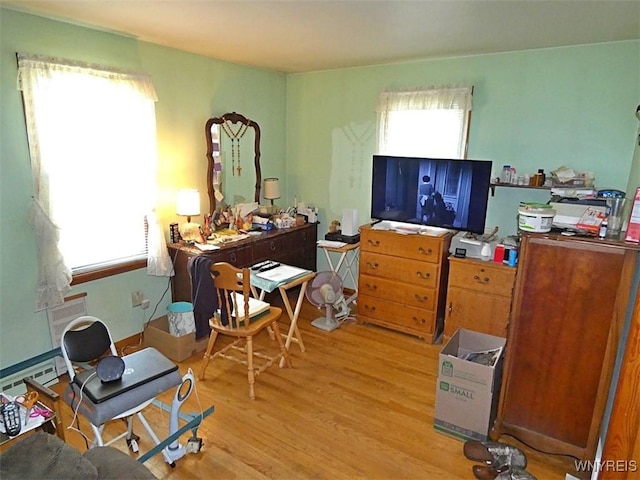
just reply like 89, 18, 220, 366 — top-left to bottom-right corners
264, 178, 281, 200
176, 189, 201, 216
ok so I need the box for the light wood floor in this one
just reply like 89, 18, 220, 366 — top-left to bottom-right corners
55, 292, 578, 479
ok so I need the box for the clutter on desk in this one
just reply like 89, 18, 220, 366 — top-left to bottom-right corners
576, 207, 606, 235
296, 203, 318, 223
0, 393, 50, 437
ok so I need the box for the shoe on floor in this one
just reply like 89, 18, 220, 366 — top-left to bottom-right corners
463, 440, 527, 469
472, 465, 538, 480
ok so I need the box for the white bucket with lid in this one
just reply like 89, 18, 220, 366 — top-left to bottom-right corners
518, 203, 556, 233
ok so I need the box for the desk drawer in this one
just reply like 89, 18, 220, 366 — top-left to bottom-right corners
359, 274, 436, 311
214, 245, 253, 267
448, 258, 515, 297
361, 229, 442, 263
253, 235, 288, 261
360, 251, 438, 288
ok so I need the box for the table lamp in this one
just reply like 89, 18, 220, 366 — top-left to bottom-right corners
176, 188, 201, 242
263, 178, 280, 213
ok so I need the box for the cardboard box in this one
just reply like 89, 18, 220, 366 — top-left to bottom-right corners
434, 329, 506, 442
143, 315, 208, 362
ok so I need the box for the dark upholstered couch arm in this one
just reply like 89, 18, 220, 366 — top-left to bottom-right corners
0, 432, 156, 480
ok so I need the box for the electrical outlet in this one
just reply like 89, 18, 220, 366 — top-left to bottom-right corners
141, 299, 150, 310
131, 290, 144, 307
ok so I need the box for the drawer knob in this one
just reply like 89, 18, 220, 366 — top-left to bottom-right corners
414, 294, 429, 302
270, 241, 277, 251
230, 253, 237, 263
412, 316, 426, 325
473, 275, 490, 284
416, 271, 431, 279
366, 262, 379, 270
364, 305, 376, 313
367, 239, 381, 247
418, 247, 433, 255
365, 283, 378, 292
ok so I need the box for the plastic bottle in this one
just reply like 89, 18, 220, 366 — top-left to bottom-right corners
538, 169, 546, 186
510, 167, 517, 184
599, 220, 608, 239
500, 165, 511, 184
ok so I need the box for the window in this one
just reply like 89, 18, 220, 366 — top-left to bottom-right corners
18, 54, 159, 308
376, 85, 473, 158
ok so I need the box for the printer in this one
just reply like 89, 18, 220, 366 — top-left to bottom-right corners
549, 196, 607, 229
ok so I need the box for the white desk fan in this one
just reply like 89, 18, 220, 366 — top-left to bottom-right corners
305, 271, 344, 332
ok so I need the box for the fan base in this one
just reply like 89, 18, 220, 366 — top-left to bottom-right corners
311, 316, 339, 332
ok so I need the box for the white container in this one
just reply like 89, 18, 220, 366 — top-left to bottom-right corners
518, 204, 556, 233
167, 301, 196, 337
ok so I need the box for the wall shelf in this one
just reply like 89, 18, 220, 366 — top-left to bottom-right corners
490, 182, 551, 196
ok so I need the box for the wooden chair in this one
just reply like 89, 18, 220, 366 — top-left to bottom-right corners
198, 262, 292, 399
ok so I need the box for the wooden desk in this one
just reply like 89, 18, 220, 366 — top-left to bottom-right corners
169, 223, 317, 303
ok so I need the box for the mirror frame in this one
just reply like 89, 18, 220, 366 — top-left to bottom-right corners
205, 112, 261, 213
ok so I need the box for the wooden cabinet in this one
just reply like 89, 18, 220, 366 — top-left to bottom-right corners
169, 223, 317, 302
444, 257, 516, 341
357, 225, 452, 342
492, 233, 639, 462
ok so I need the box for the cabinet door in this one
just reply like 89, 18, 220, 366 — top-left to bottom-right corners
444, 286, 511, 339
497, 236, 627, 459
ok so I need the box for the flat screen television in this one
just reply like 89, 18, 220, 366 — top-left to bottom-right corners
370, 155, 493, 234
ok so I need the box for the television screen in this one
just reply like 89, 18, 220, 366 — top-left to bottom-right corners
371, 155, 492, 234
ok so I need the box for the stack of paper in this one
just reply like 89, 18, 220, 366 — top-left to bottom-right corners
230, 293, 270, 321
256, 265, 309, 283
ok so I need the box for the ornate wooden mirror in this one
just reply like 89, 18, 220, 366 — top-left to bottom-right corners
204, 112, 262, 213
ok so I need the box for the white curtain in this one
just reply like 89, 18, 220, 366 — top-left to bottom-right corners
146, 209, 174, 277
17, 53, 168, 310
377, 85, 473, 157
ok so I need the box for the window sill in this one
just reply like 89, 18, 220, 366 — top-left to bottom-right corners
71, 258, 147, 286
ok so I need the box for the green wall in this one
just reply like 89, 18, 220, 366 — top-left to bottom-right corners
286, 41, 640, 236
1, 6, 639, 371
0, 8, 286, 369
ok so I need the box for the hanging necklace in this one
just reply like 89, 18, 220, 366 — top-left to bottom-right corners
220, 120, 249, 176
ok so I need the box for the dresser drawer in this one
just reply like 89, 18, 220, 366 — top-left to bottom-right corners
253, 235, 288, 260
360, 251, 438, 288
358, 294, 435, 335
448, 258, 516, 297
361, 228, 442, 263
359, 274, 436, 311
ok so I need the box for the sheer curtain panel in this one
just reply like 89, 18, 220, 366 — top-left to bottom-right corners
17, 53, 166, 310
376, 85, 473, 158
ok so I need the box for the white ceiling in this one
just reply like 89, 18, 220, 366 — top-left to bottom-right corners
3, 0, 640, 73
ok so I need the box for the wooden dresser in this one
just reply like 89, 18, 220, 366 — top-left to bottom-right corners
492, 232, 640, 463
357, 225, 453, 342
444, 256, 516, 341
168, 223, 317, 302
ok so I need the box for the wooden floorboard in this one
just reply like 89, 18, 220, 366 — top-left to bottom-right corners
53, 292, 577, 479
